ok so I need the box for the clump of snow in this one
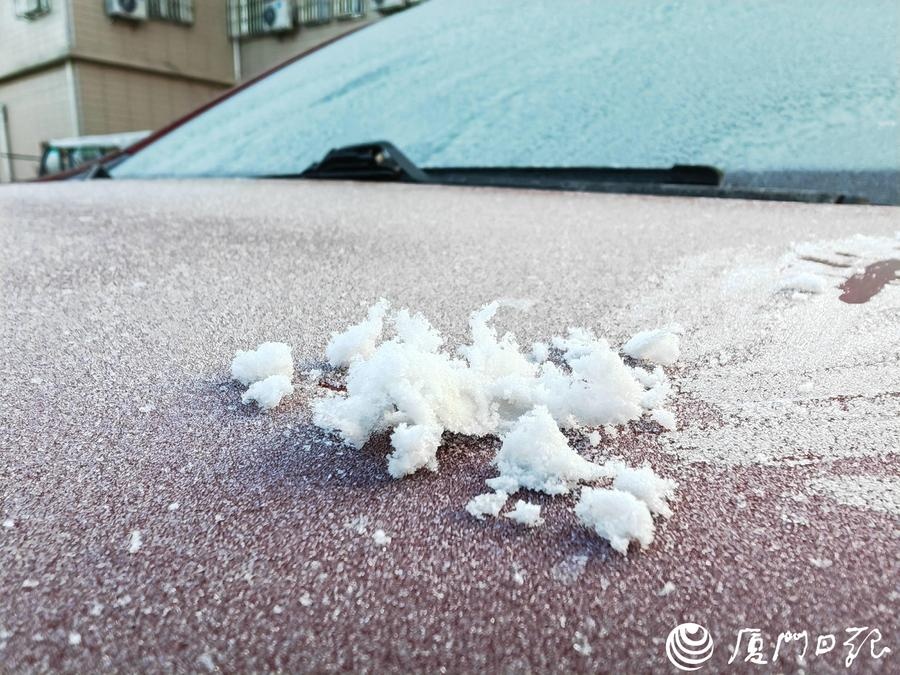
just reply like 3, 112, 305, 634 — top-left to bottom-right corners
325, 298, 390, 367
128, 530, 143, 553
68, 631, 82, 646
613, 465, 677, 518
300, 300, 684, 552
587, 430, 601, 447
465, 491, 508, 520
314, 301, 674, 479
387, 423, 443, 478
779, 272, 828, 294
622, 328, 680, 366
372, 529, 391, 546
491, 406, 608, 495
230, 342, 294, 385
241, 374, 294, 410
504, 500, 543, 527
575, 488, 655, 555
650, 408, 677, 431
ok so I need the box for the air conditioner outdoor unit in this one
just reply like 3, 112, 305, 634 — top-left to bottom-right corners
262, 0, 295, 33
105, 0, 148, 21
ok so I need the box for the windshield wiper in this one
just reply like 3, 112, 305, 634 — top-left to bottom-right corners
286, 141, 866, 203
297, 140, 721, 187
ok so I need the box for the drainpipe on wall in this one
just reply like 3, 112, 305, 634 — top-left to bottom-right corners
232, 39, 242, 84
62, 0, 82, 135
0, 104, 14, 182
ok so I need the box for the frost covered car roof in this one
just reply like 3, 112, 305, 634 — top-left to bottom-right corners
1, 180, 898, 672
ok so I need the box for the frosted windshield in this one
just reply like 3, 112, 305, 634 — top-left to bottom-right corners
115, 0, 900, 179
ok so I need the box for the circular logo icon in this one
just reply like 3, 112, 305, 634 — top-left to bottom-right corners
665, 622, 714, 671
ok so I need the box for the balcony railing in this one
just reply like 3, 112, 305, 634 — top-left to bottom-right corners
149, 0, 194, 24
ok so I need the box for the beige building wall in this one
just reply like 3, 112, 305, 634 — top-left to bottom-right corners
69, 0, 235, 136
69, 0, 234, 86
75, 61, 227, 136
0, 66, 78, 181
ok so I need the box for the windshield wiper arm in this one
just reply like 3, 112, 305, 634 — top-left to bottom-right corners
300, 141, 430, 183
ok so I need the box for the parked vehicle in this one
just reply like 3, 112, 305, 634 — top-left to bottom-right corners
4, 1, 897, 671
38, 131, 150, 177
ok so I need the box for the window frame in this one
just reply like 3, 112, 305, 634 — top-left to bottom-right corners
148, 0, 194, 25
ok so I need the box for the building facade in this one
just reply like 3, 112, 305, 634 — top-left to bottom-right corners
0, 0, 383, 182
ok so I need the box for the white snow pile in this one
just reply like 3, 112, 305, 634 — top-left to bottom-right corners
613, 465, 677, 518
314, 301, 676, 478
622, 327, 681, 366
230, 342, 295, 410
505, 500, 543, 527
466, 491, 509, 520
488, 405, 610, 495
575, 489, 655, 555
325, 299, 390, 368
241, 375, 294, 411
311, 300, 681, 555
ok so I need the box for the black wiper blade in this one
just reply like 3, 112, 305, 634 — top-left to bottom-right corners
290, 141, 862, 203
298, 141, 721, 186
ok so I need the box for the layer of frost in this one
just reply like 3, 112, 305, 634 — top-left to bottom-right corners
231, 342, 294, 385
314, 302, 674, 478
504, 500, 543, 527
575, 488, 655, 555
779, 272, 828, 294
490, 405, 608, 495
241, 374, 294, 410
623, 328, 680, 366
325, 298, 390, 367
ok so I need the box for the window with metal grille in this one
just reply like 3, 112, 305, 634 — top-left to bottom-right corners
297, 0, 332, 25
148, 0, 194, 24
333, 0, 365, 20
14, 0, 51, 20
